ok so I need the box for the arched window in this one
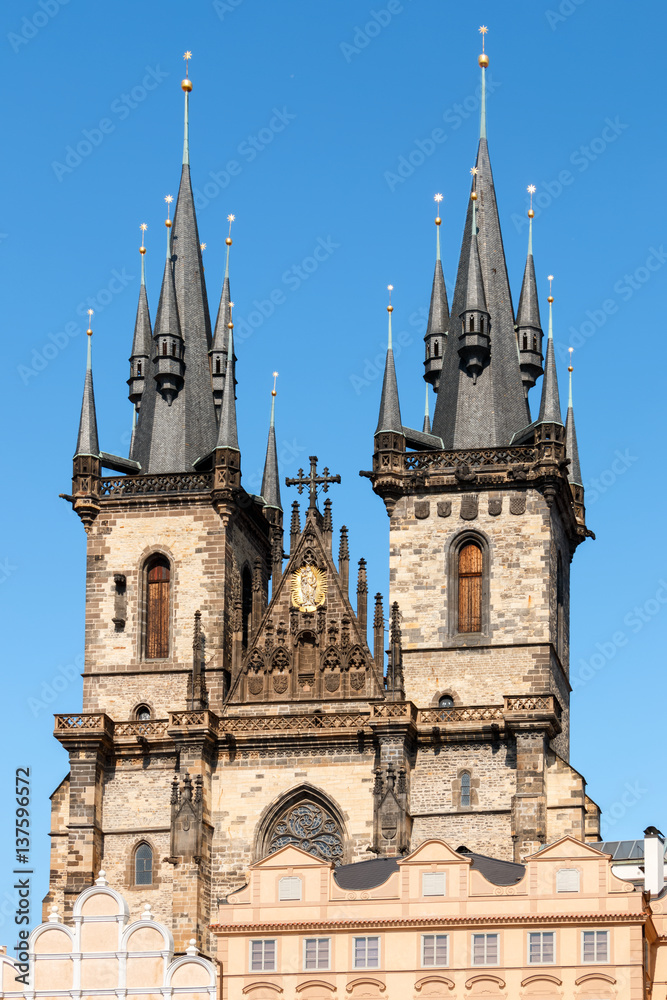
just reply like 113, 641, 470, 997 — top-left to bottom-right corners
215, 357, 221, 374
241, 566, 253, 650
522, 334, 528, 350
263, 794, 344, 865
137, 361, 142, 377
460, 771, 471, 808
469, 315, 475, 332
479, 316, 484, 333
434, 340, 439, 358
532, 333, 537, 351
135, 704, 151, 721
439, 695, 454, 708
162, 340, 167, 356
458, 542, 483, 633
134, 843, 153, 886
146, 556, 170, 659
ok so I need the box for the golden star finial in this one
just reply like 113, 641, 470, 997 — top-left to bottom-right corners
568, 346, 574, 372
272, 371, 279, 396
87, 308, 93, 335
164, 194, 173, 228
200, 242, 206, 251
527, 185, 536, 216
184, 51, 192, 70
140, 222, 148, 231
470, 166, 478, 175
227, 213, 235, 223
434, 193, 443, 203
140, 223, 147, 254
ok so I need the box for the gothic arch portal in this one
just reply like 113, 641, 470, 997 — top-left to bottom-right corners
254, 784, 348, 866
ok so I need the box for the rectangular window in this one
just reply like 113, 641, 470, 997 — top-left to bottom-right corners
472, 933, 498, 966
556, 868, 580, 892
304, 938, 330, 971
422, 872, 446, 897
279, 876, 302, 901
250, 939, 276, 972
582, 930, 609, 964
422, 934, 448, 967
528, 932, 555, 964
354, 936, 380, 969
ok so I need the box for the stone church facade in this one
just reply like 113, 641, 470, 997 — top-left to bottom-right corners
47, 47, 600, 959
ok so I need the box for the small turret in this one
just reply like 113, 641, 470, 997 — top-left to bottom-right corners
565, 350, 585, 523
457, 187, 490, 383
535, 277, 564, 439
516, 187, 544, 394
210, 215, 234, 412
127, 224, 152, 408
153, 198, 185, 406
424, 194, 449, 392
213, 306, 240, 492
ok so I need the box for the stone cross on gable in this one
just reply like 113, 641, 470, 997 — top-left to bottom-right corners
286, 456, 341, 509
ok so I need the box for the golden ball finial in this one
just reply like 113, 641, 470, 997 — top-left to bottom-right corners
528, 208, 535, 219
568, 366, 573, 372
225, 237, 233, 246
471, 191, 478, 201
478, 53, 489, 68
435, 216, 441, 225
547, 295, 554, 303
271, 389, 277, 397
182, 78, 193, 92
139, 245, 147, 254
228, 321, 234, 329
165, 219, 172, 228
387, 305, 394, 313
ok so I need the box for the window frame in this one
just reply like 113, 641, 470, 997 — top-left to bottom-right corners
303, 937, 331, 971
249, 938, 277, 973
133, 842, 153, 887
143, 553, 171, 661
353, 935, 380, 970
421, 933, 449, 968
448, 531, 490, 641
471, 932, 499, 967
527, 930, 555, 965
278, 876, 302, 901
421, 871, 446, 897
581, 929, 609, 964
556, 867, 581, 893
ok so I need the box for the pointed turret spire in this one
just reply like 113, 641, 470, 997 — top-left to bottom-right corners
216, 306, 239, 451
424, 194, 449, 392
128, 224, 153, 409
152, 201, 185, 407
457, 189, 490, 383
261, 372, 281, 511
432, 31, 529, 447
516, 187, 544, 395
74, 311, 100, 459
537, 277, 563, 426
375, 286, 403, 434
211, 214, 234, 411
565, 350, 582, 486
422, 385, 431, 434
132, 63, 218, 472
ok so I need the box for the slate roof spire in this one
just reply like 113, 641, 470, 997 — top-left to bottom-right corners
128, 225, 153, 411
424, 194, 449, 392
516, 188, 544, 394
375, 286, 403, 434
261, 373, 282, 511
536, 278, 563, 426
565, 351, 583, 486
432, 32, 529, 447
211, 215, 234, 412
74, 312, 100, 459
422, 384, 431, 435
216, 306, 239, 451
131, 63, 218, 472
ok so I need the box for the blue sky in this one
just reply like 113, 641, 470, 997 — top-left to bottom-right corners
1, 0, 666, 940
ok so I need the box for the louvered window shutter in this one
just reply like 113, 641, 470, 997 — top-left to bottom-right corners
458, 543, 483, 633
146, 559, 170, 658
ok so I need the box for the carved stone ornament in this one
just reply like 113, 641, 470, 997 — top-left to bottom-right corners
488, 496, 502, 516
273, 675, 288, 694
460, 495, 479, 520
248, 676, 264, 695
291, 565, 327, 612
350, 671, 365, 690
325, 673, 340, 692
414, 501, 430, 520
437, 501, 452, 518
268, 801, 344, 864
510, 494, 526, 515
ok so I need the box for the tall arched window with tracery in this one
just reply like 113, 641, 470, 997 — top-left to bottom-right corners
134, 842, 153, 886
263, 794, 345, 866
458, 542, 483, 633
145, 555, 170, 659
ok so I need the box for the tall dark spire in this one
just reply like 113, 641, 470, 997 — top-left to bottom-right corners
424, 195, 449, 392
537, 282, 563, 426
375, 288, 403, 434
261, 374, 281, 510
216, 318, 239, 452
565, 354, 582, 486
132, 64, 218, 472
128, 225, 152, 411
432, 39, 529, 446
211, 215, 234, 412
516, 190, 544, 395
74, 314, 100, 459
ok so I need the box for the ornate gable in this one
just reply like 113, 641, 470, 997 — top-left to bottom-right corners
227, 503, 384, 704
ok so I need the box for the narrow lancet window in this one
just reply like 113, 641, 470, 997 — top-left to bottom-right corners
458, 542, 482, 633
134, 843, 153, 886
146, 556, 170, 659
460, 770, 471, 807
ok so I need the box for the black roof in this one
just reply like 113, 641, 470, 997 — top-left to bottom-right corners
457, 846, 525, 886
333, 857, 400, 891
590, 840, 648, 861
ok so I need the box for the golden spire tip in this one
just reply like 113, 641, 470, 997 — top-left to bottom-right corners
272, 371, 279, 396
387, 284, 394, 312
568, 346, 573, 373
434, 192, 443, 225
547, 274, 554, 303
140, 223, 147, 253
165, 195, 173, 228
527, 185, 536, 218
182, 51, 193, 91
478, 25, 489, 67
87, 308, 93, 335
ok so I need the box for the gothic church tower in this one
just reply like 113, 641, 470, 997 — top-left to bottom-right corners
48, 44, 599, 959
